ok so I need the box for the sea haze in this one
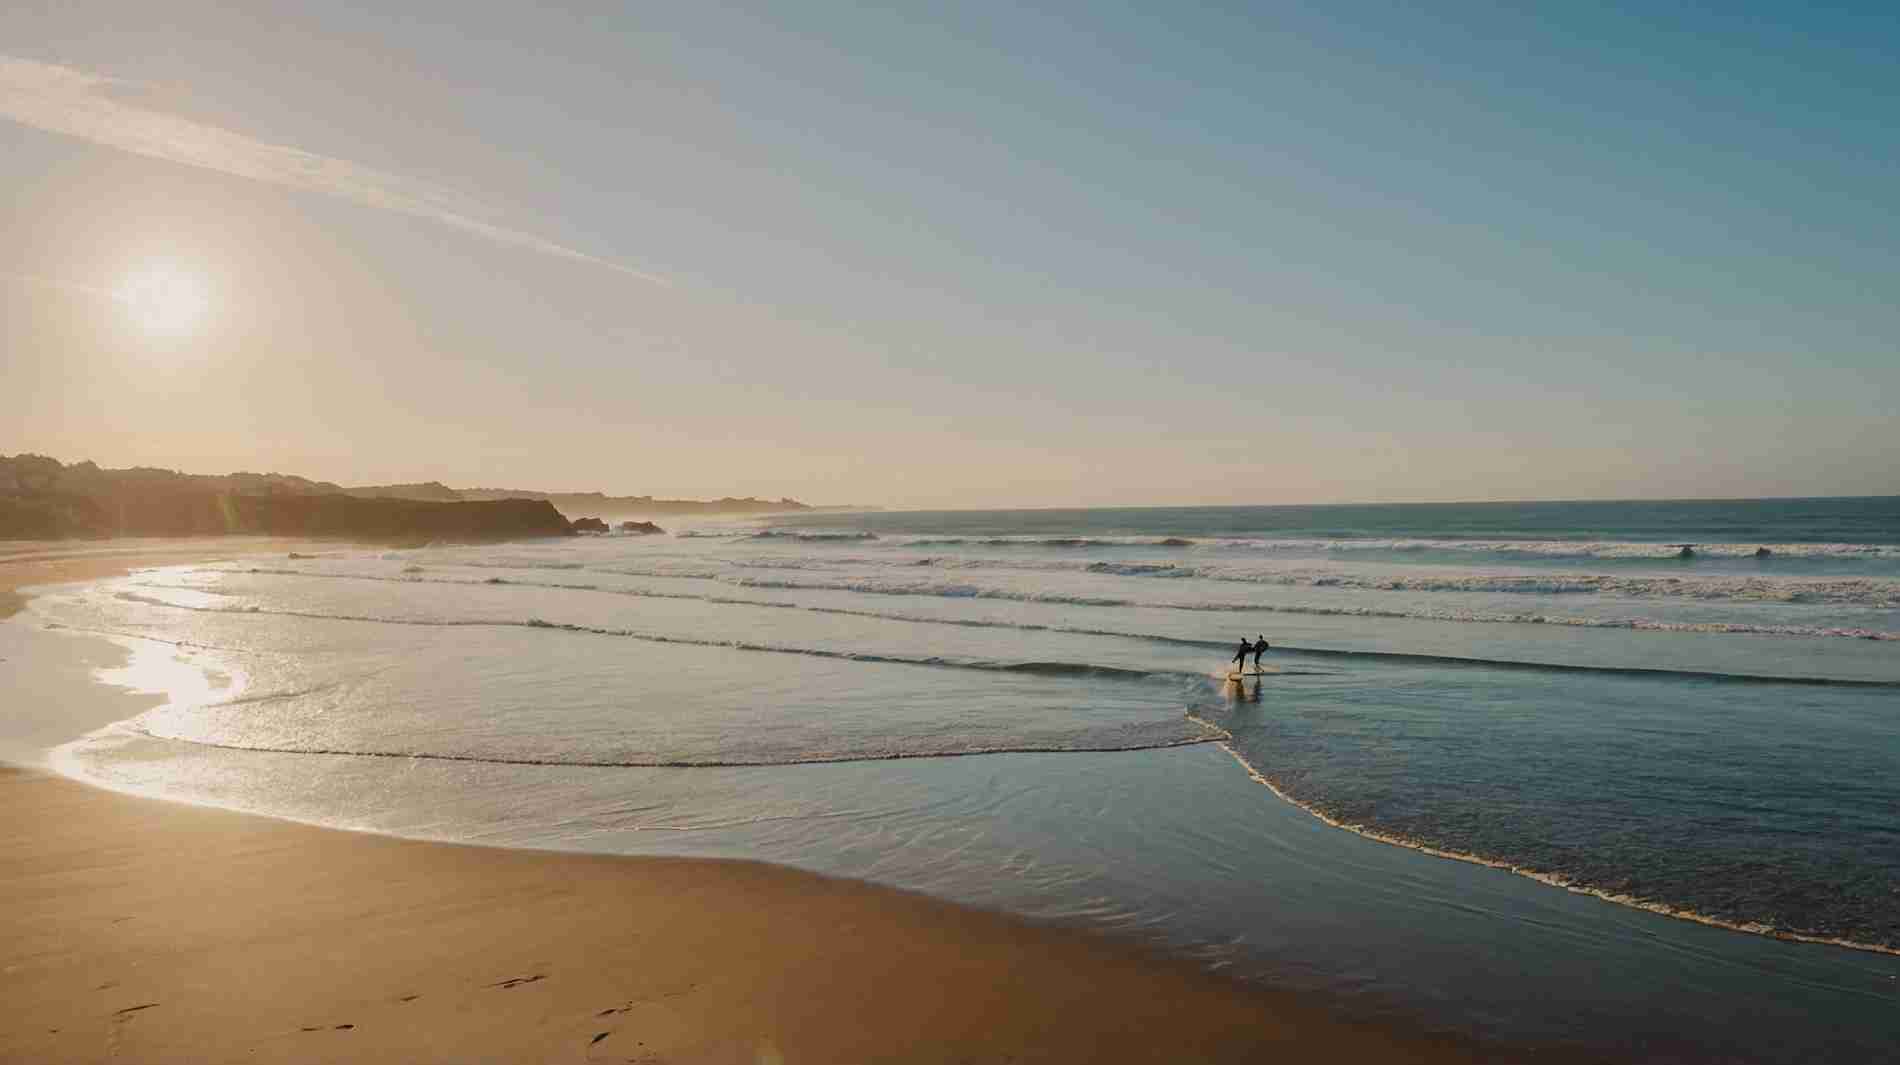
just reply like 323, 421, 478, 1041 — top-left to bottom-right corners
12, 496, 1899, 1061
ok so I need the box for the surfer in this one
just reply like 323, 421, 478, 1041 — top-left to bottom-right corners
1231, 637, 1253, 674
1252, 635, 1269, 670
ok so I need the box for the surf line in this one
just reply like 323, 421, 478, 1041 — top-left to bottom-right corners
104, 593, 1219, 682
1207, 742, 1900, 960
231, 564, 1900, 641
111, 716, 1233, 770
142, 574, 1900, 688
204, 569, 1900, 675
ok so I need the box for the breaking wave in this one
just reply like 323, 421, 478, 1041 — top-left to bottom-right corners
1092, 564, 1899, 606
706, 555, 1900, 607
511, 552, 1900, 608
109, 591, 1213, 682
120, 712, 1230, 770
894, 536, 1198, 549
714, 575, 1900, 641
881, 535, 1900, 561
751, 530, 880, 542
127, 577, 1900, 686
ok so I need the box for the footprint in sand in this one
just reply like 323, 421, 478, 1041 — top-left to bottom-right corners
487, 974, 546, 990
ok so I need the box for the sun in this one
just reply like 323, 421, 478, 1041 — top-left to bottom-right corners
116, 264, 212, 338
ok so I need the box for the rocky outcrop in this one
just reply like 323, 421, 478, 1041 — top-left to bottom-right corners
0, 454, 847, 540
230, 496, 574, 539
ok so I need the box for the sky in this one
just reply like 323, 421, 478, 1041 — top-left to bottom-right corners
2, 2, 1896, 509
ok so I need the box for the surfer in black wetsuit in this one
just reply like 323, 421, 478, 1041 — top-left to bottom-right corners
1252, 635, 1269, 670
1232, 638, 1253, 674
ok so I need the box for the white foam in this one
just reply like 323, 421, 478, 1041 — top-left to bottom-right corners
191, 564, 1900, 642
1209, 741, 1900, 958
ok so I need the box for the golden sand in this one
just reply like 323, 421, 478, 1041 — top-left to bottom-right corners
1, 543, 1485, 1063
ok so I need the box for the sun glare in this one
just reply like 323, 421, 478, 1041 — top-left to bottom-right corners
116, 264, 212, 338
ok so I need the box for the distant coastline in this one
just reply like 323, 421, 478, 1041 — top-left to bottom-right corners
339, 479, 849, 517
0, 454, 839, 541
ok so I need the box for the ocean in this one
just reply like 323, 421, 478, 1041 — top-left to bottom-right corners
7, 496, 1898, 1061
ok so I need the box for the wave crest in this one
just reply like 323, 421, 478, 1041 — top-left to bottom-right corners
120, 575, 1900, 685
121, 715, 1230, 769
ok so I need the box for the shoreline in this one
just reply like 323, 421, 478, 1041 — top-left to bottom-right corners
0, 537, 356, 621
1210, 742, 1900, 960
1, 767, 1488, 1064
1, 544, 1495, 1063
34, 543, 1889, 960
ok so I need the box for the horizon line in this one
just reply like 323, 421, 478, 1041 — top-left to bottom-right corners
4, 450, 1894, 514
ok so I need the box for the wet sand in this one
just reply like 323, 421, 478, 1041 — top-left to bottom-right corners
1, 543, 1489, 1063
0, 538, 321, 620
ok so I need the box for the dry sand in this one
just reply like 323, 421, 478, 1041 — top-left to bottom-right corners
1, 543, 1491, 1064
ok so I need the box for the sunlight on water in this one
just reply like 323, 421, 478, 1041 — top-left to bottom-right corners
10, 498, 1900, 1061
94, 631, 242, 710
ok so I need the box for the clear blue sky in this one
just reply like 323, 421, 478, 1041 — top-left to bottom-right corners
3, 2, 1895, 506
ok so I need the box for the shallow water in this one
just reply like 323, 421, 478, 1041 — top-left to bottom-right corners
8, 497, 1899, 1061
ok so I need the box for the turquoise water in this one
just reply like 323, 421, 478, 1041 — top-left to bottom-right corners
7, 497, 1898, 1061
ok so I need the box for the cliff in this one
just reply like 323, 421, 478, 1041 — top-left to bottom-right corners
0, 455, 572, 541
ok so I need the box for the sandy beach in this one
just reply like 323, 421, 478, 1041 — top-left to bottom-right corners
1, 545, 1483, 1064
9, 3, 1894, 1056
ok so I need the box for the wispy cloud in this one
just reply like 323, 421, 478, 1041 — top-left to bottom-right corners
0, 56, 666, 284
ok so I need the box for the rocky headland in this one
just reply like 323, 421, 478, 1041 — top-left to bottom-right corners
1, 455, 571, 541
0, 454, 834, 541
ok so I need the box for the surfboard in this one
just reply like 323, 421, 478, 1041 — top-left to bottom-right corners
1225, 670, 1278, 679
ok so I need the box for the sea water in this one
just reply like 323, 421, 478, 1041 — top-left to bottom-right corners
6, 498, 1898, 1061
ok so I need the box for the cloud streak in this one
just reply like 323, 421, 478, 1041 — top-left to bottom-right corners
0, 56, 666, 284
